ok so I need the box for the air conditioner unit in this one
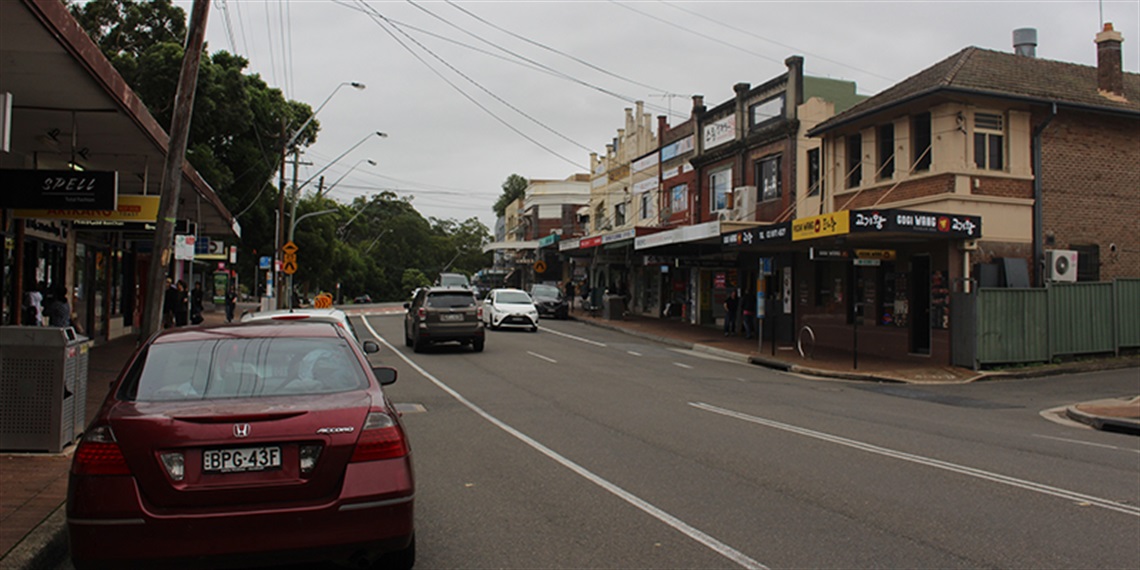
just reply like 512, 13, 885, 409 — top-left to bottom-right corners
1045, 249, 1078, 282
731, 186, 757, 221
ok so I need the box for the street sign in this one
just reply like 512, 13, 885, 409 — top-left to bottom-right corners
853, 258, 881, 267
282, 252, 298, 275
534, 260, 547, 274
313, 293, 333, 309
282, 241, 298, 255
259, 256, 271, 269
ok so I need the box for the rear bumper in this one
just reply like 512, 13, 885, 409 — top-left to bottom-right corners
68, 459, 414, 569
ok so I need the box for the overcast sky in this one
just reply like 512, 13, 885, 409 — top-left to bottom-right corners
173, 1, 1139, 231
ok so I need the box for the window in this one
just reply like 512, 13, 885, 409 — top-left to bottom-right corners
751, 94, 785, 128
614, 202, 626, 226
845, 134, 862, 189
640, 192, 651, 220
670, 184, 688, 212
594, 204, 605, 231
973, 112, 1004, 170
709, 168, 731, 212
807, 148, 822, 197
912, 112, 932, 171
878, 124, 895, 179
756, 155, 781, 201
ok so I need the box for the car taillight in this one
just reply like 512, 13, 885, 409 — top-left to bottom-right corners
477, 306, 483, 319
417, 307, 426, 319
350, 411, 408, 462
72, 426, 131, 476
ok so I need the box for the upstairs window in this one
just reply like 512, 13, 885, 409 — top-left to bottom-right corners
751, 94, 785, 128
670, 184, 688, 213
756, 155, 781, 201
614, 202, 627, 227
639, 192, 652, 220
912, 112, 932, 171
709, 168, 731, 212
594, 204, 605, 231
974, 112, 1005, 171
807, 148, 822, 197
878, 124, 895, 179
845, 134, 862, 189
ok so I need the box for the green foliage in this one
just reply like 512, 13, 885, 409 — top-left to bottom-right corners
401, 269, 432, 294
492, 174, 528, 217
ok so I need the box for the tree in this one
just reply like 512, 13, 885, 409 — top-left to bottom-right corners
492, 174, 528, 217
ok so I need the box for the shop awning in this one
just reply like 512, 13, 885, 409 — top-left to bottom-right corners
482, 239, 540, 253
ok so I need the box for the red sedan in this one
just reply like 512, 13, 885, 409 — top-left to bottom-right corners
67, 322, 414, 569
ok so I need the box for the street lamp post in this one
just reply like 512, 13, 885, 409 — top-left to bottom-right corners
275, 81, 365, 308
323, 158, 376, 199
284, 132, 386, 308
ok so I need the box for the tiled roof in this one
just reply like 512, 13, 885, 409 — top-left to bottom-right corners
812, 47, 1140, 134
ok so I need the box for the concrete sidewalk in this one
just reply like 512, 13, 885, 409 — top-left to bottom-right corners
1, 305, 1136, 569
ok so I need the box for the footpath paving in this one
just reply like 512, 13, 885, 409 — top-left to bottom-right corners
1, 305, 1137, 569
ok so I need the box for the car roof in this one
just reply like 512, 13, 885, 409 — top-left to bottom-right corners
491, 288, 529, 295
153, 321, 343, 344
424, 286, 475, 294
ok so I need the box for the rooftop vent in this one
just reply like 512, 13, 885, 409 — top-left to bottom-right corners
1013, 28, 1037, 57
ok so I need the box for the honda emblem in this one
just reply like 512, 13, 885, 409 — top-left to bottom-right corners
233, 423, 251, 438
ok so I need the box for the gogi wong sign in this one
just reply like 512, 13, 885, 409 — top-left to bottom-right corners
0, 169, 118, 210
851, 208, 982, 238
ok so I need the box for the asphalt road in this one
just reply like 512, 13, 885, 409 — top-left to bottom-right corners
359, 312, 1140, 569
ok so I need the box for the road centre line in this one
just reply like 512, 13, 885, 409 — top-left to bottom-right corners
357, 317, 767, 569
527, 351, 557, 363
540, 325, 608, 347
674, 362, 694, 369
690, 402, 1140, 517
628, 350, 642, 356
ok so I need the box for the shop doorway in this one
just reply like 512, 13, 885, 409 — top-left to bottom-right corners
910, 255, 931, 355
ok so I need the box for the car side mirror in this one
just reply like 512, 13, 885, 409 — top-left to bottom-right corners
372, 366, 397, 386
362, 340, 381, 354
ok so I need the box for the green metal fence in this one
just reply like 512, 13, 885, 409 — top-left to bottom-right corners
954, 279, 1140, 369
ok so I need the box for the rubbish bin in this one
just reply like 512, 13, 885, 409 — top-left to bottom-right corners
0, 326, 91, 452
603, 294, 626, 320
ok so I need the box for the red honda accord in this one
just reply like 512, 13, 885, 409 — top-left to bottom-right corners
67, 322, 414, 569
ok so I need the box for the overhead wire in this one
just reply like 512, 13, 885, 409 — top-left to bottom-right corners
261, 1, 278, 88
232, 0, 252, 58
343, 0, 588, 170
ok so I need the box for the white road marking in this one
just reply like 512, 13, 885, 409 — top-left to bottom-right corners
691, 402, 1140, 517
1033, 433, 1140, 454
627, 350, 643, 357
527, 351, 557, 363
357, 317, 767, 569
540, 325, 608, 347
674, 362, 694, 369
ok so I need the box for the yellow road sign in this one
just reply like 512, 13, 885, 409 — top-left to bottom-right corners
534, 260, 547, 274
282, 241, 298, 255
282, 252, 298, 275
313, 293, 333, 308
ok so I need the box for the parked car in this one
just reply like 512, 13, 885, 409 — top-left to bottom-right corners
404, 286, 484, 352
482, 288, 539, 332
67, 322, 414, 569
436, 272, 471, 289
353, 294, 372, 304
528, 283, 568, 320
240, 307, 371, 350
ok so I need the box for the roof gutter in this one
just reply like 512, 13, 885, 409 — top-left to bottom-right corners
1032, 102, 1057, 287
807, 86, 1139, 137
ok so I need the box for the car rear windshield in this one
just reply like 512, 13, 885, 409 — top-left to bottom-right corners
531, 285, 560, 299
497, 291, 533, 304
118, 338, 368, 401
439, 274, 469, 287
427, 293, 475, 308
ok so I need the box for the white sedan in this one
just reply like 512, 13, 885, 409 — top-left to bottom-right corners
482, 288, 539, 332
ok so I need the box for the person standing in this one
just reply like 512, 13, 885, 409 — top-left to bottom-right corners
163, 278, 178, 328
174, 280, 189, 326
564, 280, 576, 313
190, 282, 204, 325
724, 290, 739, 336
225, 286, 237, 323
23, 282, 44, 326
741, 291, 756, 340
42, 286, 77, 331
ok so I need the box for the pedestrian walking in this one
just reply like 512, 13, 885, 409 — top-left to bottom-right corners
163, 278, 178, 328
225, 286, 237, 323
190, 282, 204, 325
174, 280, 189, 326
723, 290, 739, 336
564, 280, 576, 313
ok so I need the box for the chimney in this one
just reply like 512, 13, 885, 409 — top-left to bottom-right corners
691, 94, 705, 117
657, 115, 668, 137
1013, 28, 1037, 57
1096, 23, 1125, 98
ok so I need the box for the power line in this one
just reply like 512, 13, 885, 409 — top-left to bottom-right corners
343, 0, 588, 170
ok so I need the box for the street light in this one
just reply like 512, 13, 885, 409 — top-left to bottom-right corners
275, 81, 365, 308
322, 158, 376, 198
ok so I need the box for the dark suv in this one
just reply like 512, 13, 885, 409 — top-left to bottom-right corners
404, 287, 484, 353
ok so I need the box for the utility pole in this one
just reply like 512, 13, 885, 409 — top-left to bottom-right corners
140, 0, 209, 340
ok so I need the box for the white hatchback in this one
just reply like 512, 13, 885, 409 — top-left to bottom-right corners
481, 288, 539, 332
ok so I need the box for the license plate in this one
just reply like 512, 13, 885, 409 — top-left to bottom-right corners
203, 446, 282, 473
440, 313, 463, 322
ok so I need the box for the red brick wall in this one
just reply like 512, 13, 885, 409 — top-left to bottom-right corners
836, 174, 956, 209
1041, 112, 1140, 280
972, 177, 1033, 199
